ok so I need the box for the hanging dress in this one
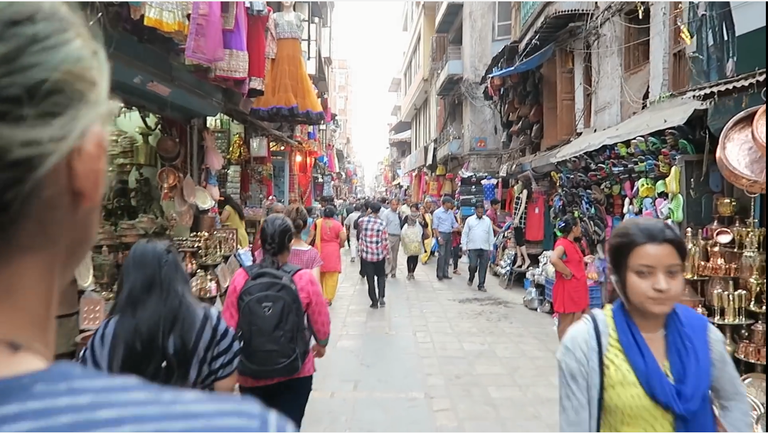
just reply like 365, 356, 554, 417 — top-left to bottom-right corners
246, 5, 275, 98
214, 2, 248, 87
251, 11, 325, 125
185, 2, 224, 67
144, 2, 190, 43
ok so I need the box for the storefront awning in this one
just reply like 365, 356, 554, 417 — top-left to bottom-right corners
553, 98, 710, 163
487, 43, 555, 79
389, 130, 412, 143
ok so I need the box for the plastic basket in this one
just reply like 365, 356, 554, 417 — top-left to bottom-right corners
589, 283, 603, 309
544, 278, 555, 301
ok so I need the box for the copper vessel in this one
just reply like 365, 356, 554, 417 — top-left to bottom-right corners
716, 106, 766, 195
753, 104, 766, 157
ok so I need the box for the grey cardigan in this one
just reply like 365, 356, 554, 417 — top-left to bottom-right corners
557, 309, 752, 432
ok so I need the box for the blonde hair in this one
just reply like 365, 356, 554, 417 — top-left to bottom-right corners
0, 3, 115, 228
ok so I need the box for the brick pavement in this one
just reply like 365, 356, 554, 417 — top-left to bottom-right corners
302, 251, 560, 432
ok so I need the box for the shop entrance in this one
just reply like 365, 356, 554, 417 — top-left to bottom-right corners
272, 151, 289, 204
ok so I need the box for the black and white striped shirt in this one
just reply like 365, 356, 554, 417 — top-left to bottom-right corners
0, 362, 295, 432
80, 306, 239, 390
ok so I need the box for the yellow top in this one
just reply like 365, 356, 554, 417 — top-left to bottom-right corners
601, 304, 675, 432
224, 205, 249, 248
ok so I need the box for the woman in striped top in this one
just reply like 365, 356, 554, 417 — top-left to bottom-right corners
81, 240, 241, 392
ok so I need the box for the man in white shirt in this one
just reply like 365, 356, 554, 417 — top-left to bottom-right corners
398, 198, 411, 219
344, 204, 363, 262
461, 202, 496, 292
381, 198, 403, 278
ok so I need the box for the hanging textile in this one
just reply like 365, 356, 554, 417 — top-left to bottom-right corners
250, 8, 324, 124
185, 2, 224, 67
246, 6, 274, 97
214, 2, 248, 85
144, 2, 190, 43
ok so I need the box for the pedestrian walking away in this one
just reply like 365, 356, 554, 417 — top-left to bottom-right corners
354, 201, 372, 278
451, 205, 463, 276
382, 198, 403, 278
558, 219, 750, 432
0, 6, 294, 431
81, 240, 241, 392
400, 203, 428, 280
357, 202, 389, 308
308, 206, 346, 306
254, 205, 323, 283
420, 200, 435, 265
461, 203, 496, 292
432, 197, 460, 280
223, 215, 331, 429
344, 204, 362, 262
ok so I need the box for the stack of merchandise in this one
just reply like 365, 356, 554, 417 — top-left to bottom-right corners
457, 173, 485, 218
226, 166, 241, 202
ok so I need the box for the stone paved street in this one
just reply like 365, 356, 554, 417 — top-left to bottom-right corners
303, 252, 560, 432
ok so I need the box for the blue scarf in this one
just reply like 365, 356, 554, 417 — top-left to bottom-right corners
612, 300, 716, 432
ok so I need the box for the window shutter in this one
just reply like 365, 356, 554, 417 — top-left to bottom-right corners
557, 49, 576, 143
541, 56, 558, 150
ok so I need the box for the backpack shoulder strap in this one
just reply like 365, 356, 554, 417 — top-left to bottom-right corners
586, 310, 604, 432
280, 263, 302, 278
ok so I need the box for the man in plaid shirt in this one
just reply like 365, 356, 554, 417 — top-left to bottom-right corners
357, 202, 389, 309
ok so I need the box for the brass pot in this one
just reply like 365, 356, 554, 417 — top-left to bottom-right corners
716, 197, 738, 217
134, 142, 157, 166
156, 136, 181, 165
752, 322, 766, 346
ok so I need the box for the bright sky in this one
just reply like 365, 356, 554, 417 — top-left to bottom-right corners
332, 1, 406, 185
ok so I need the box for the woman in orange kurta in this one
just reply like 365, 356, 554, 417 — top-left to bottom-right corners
309, 206, 347, 305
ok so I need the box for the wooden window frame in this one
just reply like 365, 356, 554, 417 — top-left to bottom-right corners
623, 6, 650, 74
494, 2, 513, 41
669, 2, 690, 92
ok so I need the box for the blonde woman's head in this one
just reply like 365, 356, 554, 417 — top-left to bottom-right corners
0, 3, 115, 269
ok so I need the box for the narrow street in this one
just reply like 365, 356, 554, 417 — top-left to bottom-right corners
303, 252, 560, 432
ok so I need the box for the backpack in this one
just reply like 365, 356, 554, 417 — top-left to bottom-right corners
236, 264, 310, 379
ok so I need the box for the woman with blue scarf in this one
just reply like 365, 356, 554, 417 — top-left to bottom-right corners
557, 218, 750, 432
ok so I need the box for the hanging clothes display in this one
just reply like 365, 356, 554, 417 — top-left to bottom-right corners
525, 191, 545, 242
185, 3, 224, 67
214, 2, 249, 87
144, 2, 190, 43
250, 4, 325, 125
246, 4, 275, 98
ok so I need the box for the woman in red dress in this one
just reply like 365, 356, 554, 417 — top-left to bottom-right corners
550, 215, 594, 340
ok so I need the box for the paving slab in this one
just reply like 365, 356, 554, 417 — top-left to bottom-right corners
302, 251, 559, 432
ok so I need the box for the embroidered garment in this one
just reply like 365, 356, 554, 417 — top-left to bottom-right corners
186, 2, 224, 67
214, 2, 248, 83
144, 2, 190, 43
251, 11, 325, 124
246, 7, 274, 97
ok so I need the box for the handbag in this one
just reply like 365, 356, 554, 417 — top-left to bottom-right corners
310, 219, 322, 250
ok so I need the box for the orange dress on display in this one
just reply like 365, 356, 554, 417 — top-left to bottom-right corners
250, 10, 324, 125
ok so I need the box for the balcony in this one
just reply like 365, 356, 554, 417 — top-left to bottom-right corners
436, 2, 463, 34
435, 127, 463, 162
436, 47, 463, 97
518, 2, 595, 49
520, 2, 542, 29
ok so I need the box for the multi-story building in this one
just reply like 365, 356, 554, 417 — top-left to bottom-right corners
390, 2, 516, 185
483, 1, 765, 173
330, 59, 353, 157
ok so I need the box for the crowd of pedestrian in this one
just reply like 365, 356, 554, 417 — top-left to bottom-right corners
0, 5, 755, 431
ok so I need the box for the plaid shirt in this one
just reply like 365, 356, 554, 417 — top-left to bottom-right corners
357, 215, 389, 262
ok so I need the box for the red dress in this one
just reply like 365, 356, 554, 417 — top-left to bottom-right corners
246, 7, 273, 98
552, 238, 589, 314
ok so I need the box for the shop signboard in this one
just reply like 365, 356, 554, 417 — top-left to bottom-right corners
470, 137, 488, 151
